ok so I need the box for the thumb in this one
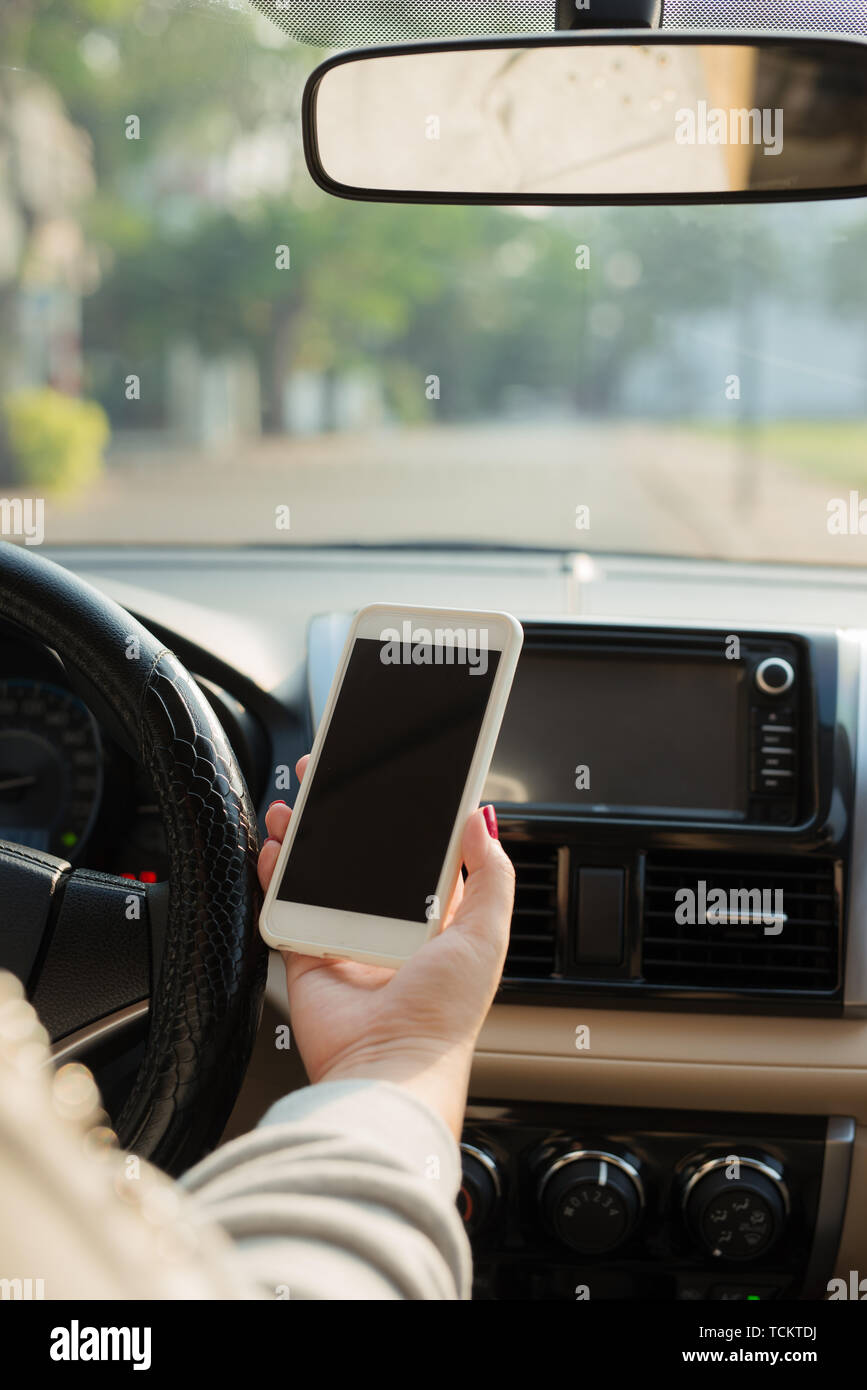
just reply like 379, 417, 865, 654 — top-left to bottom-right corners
449, 807, 515, 958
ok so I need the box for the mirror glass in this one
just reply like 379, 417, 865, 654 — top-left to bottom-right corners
310, 39, 867, 201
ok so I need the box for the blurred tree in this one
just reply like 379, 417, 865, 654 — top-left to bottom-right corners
1, 0, 794, 438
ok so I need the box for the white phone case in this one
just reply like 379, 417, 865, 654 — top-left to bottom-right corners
259, 602, 523, 968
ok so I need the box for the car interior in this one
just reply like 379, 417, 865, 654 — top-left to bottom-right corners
3, 0, 867, 1305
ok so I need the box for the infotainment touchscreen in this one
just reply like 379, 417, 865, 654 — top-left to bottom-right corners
487, 651, 747, 819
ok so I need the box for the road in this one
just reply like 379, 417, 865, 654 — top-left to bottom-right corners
31, 420, 867, 564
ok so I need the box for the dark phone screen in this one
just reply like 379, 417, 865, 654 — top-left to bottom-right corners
277, 638, 500, 923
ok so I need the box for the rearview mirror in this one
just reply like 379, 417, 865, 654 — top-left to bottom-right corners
303, 33, 867, 204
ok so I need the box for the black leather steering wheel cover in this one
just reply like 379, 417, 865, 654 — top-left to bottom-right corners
0, 542, 266, 1174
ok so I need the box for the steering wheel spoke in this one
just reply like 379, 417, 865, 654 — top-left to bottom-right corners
0, 840, 70, 996
29, 863, 152, 1044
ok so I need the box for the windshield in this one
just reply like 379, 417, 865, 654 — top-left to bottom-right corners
2, 1, 866, 563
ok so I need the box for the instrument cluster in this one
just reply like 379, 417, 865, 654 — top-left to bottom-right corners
0, 634, 168, 879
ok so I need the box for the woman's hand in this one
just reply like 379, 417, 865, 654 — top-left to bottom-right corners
258, 757, 515, 1139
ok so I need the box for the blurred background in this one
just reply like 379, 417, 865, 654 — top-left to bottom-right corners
0, 0, 866, 559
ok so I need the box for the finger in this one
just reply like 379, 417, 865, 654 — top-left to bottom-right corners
261, 755, 310, 892
257, 835, 283, 891
449, 806, 515, 957
266, 750, 310, 838
264, 800, 292, 839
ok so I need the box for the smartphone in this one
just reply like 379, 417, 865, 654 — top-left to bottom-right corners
259, 603, 523, 968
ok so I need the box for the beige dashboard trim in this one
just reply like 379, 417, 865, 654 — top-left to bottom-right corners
472, 1005, 867, 1119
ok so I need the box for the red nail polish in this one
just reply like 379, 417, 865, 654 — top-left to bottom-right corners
482, 805, 498, 840
268, 800, 287, 810
264, 836, 281, 848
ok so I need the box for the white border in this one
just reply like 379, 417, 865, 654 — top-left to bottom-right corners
259, 603, 524, 968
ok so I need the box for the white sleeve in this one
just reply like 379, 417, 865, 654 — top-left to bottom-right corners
180, 1080, 473, 1301
0, 971, 471, 1301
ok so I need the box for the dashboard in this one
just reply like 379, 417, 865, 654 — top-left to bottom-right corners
6, 543, 867, 1300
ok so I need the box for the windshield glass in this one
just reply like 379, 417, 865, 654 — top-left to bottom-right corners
2, 1, 866, 563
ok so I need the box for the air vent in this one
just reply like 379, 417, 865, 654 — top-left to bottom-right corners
502, 842, 559, 979
642, 852, 840, 994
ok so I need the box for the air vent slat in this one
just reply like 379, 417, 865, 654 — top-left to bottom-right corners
646, 865, 831, 882
643, 936, 835, 954
502, 842, 558, 980
642, 852, 839, 994
643, 959, 830, 977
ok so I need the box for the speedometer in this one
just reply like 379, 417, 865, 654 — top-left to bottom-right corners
0, 680, 103, 859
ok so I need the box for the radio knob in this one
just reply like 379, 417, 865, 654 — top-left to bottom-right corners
458, 1144, 501, 1235
539, 1151, 643, 1254
682, 1156, 788, 1261
755, 657, 795, 696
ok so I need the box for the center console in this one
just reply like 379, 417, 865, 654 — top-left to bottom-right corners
463, 620, 860, 1297
485, 621, 854, 1013
460, 1102, 854, 1301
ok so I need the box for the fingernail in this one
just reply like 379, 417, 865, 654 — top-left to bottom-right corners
263, 836, 281, 848
268, 800, 287, 810
482, 805, 498, 840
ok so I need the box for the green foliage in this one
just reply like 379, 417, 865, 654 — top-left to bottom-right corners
3, 0, 801, 432
3, 389, 110, 491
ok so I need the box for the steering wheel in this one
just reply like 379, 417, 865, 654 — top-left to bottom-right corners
0, 542, 266, 1175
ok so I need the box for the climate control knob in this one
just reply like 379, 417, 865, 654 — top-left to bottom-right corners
682, 1156, 788, 1261
539, 1151, 644, 1255
458, 1144, 500, 1236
